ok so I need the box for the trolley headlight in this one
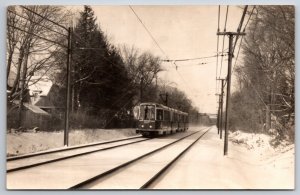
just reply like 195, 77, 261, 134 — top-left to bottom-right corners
149, 125, 152, 128
141, 125, 144, 128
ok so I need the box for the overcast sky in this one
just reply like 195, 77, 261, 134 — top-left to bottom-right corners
69, 5, 245, 114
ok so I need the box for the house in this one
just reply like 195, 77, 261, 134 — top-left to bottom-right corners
7, 74, 65, 130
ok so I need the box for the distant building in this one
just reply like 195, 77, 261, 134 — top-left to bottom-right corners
7, 73, 64, 130
197, 112, 213, 125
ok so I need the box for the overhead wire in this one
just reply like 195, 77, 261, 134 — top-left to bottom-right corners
218, 5, 229, 95
129, 5, 199, 101
7, 9, 68, 38
216, 5, 229, 106
216, 5, 221, 97
230, 6, 265, 107
221, 6, 256, 90
232, 6, 256, 74
219, 5, 229, 78
129, 5, 168, 57
20, 5, 68, 31
161, 53, 227, 62
232, 5, 248, 54
7, 23, 67, 48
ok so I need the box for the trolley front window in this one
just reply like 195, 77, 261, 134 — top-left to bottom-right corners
139, 105, 155, 120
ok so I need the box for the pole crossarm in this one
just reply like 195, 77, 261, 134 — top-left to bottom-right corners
217, 32, 246, 36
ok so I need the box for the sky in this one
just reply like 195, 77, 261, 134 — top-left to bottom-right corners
69, 5, 245, 114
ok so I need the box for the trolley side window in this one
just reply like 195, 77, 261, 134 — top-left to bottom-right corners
174, 113, 178, 122
179, 114, 183, 122
139, 105, 155, 120
156, 109, 163, 121
164, 110, 170, 121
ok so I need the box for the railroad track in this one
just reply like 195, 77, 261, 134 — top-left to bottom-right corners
6, 127, 212, 189
7, 135, 150, 172
71, 126, 212, 189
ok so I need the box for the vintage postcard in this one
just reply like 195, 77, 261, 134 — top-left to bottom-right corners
6, 5, 295, 190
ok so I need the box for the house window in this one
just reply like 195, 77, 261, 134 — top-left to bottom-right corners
33, 92, 39, 101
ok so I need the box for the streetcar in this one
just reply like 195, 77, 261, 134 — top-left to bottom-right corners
136, 102, 189, 137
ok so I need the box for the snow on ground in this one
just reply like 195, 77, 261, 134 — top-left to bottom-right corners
151, 126, 294, 189
228, 129, 295, 189
6, 128, 136, 156
6, 126, 294, 189
229, 130, 294, 160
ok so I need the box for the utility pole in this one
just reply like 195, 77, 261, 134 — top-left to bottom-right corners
165, 92, 168, 106
215, 93, 221, 134
160, 92, 168, 106
140, 77, 143, 102
217, 31, 245, 155
64, 27, 72, 146
217, 78, 225, 139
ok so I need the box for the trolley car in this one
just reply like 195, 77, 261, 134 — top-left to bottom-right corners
136, 102, 189, 137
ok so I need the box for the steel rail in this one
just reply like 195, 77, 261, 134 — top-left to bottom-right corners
7, 137, 150, 173
7, 135, 143, 161
140, 126, 212, 189
69, 127, 209, 189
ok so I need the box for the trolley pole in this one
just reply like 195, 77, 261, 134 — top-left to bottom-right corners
64, 27, 72, 146
217, 32, 245, 155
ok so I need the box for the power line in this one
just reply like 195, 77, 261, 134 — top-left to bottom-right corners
242, 73, 267, 107
243, 6, 256, 32
232, 6, 256, 74
129, 5, 168, 57
219, 6, 229, 81
231, 6, 262, 105
171, 58, 228, 68
161, 53, 227, 62
129, 5, 199, 102
20, 5, 68, 31
175, 62, 208, 67
173, 62, 197, 96
232, 36, 244, 73
216, 5, 221, 100
223, 6, 229, 32
232, 5, 248, 54
7, 23, 67, 48
8, 9, 68, 38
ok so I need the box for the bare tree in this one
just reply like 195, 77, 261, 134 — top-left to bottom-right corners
233, 5, 294, 139
6, 5, 72, 126
121, 45, 163, 102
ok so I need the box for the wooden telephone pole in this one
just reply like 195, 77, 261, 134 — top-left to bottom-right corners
217, 78, 225, 139
216, 93, 221, 134
64, 27, 72, 146
217, 32, 245, 155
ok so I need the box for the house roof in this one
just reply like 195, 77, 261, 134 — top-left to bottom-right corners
23, 103, 50, 115
34, 96, 55, 108
28, 76, 53, 96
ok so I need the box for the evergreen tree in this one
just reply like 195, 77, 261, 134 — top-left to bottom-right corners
72, 6, 132, 123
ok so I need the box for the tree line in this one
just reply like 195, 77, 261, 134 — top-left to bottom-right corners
7, 5, 200, 130
230, 6, 294, 141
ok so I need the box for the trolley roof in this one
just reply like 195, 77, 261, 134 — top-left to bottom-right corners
140, 102, 188, 115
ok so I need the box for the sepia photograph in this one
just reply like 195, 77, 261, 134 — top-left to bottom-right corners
5, 4, 295, 190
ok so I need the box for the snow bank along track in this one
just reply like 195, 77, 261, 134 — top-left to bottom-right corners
6, 126, 212, 189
